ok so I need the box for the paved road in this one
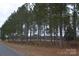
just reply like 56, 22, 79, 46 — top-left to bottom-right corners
0, 43, 22, 56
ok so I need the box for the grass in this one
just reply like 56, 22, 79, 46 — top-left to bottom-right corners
1, 40, 79, 56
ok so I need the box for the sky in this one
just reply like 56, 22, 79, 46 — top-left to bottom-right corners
0, 0, 26, 28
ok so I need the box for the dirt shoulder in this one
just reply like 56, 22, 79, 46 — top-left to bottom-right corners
1, 41, 79, 56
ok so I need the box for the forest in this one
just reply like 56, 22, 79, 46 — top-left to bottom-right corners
1, 3, 79, 48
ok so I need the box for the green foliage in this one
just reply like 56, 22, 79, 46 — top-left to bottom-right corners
1, 3, 78, 41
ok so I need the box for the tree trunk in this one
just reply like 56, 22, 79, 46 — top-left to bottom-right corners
37, 25, 41, 42
24, 23, 28, 42
49, 24, 53, 45
73, 4, 77, 40
59, 13, 63, 48
29, 26, 32, 42
44, 24, 46, 40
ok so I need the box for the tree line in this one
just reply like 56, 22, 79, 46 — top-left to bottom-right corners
1, 3, 79, 47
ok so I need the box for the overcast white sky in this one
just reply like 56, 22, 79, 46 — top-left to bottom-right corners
0, 0, 27, 27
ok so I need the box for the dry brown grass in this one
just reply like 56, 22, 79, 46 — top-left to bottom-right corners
1, 40, 79, 56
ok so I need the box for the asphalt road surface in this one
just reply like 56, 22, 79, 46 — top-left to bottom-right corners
0, 43, 22, 56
